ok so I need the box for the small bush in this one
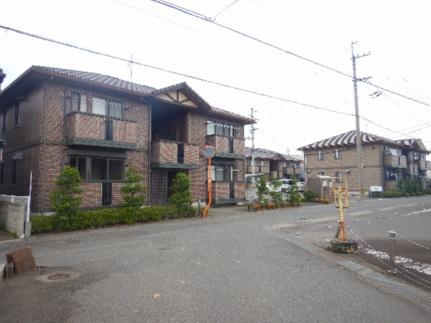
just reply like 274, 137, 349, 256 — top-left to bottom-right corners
121, 168, 146, 208
31, 215, 55, 234
168, 173, 192, 216
268, 178, 283, 206
288, 178, 301, 206
257, 175, 269, 205
303, 191, 317, 202
382, 190, 403, 198
51, 166, 82, 218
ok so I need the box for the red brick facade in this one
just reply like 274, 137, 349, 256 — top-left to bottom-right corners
0, 68, 252, 211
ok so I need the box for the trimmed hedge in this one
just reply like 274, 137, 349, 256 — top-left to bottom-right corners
31, 205, 198, 234
382, 190, 403, 198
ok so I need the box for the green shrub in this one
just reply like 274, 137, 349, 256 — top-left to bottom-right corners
303, 190, 317, 202
257, 175, 268, 205
397, 178, 423, 195
31, 204, 199, 234
288, 178, 301, 206
168, 173, 192, 216
31, 215, 55, 234
121, 168, 146, 208
51, 166, 82, 219
268, 177, 283, 206
382, 190, 403, 198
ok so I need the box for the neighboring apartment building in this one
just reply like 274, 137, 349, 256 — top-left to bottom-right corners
0, 66, 253, 212
299, 130, 430, 191
245, 147, 304, 181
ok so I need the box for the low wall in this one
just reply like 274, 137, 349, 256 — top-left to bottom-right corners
0, 195, 30, 238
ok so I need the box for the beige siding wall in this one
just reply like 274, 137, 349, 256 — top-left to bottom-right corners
304, 144, 384, 191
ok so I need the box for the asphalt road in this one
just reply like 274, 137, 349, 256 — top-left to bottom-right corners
1, 197, 430, 322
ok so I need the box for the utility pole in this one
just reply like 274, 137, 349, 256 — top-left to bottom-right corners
351, 42, 370, 197
250, 107, 257, 177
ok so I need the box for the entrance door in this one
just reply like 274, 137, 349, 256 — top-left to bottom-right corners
102, 182, 112, 205
229, 165, 235, 199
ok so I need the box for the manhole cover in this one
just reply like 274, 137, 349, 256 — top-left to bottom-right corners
47, 273, 71, 281
37, 270, 80, 283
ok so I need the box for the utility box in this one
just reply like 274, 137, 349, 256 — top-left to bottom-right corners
369, 186, 383, 198
306, 175, 334, 201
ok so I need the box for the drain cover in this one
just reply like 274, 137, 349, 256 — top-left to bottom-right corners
37, 270, 80, 283
46, 273, 71, 281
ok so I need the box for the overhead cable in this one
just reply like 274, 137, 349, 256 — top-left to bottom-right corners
149, 0, 431, 108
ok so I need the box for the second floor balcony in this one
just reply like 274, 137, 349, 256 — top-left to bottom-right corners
206, 135, 245, 159
151, 140, 199, 169
384, 155, 407, 168
65, 112, 137, 149
418, 159, 430, 170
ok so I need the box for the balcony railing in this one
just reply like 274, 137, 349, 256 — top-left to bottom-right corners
384, 155, 407, 168
151, 140, 199, 168
65, 112, 137, 149
418, 159, 429, 170
206, 135, 245, 158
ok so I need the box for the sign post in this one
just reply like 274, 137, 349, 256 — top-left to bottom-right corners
202, 145, 215, 218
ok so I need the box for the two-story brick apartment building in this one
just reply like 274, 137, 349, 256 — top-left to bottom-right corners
299, 130, 429, 191
245, 147, 304, 180
0, 66, 253, 212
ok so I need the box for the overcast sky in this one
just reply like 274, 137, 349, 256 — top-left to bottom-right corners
1, 0, 430, 156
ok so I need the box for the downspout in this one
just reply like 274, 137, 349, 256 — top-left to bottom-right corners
148, 103, 152, 205
41, 82, 47, 213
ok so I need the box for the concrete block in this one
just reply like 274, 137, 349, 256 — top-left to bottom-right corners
6, 247, 36, 273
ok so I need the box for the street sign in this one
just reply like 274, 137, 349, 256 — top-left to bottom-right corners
202, 145, 215, 159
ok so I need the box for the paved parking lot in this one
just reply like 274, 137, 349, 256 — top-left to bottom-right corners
0, 197, 430, 322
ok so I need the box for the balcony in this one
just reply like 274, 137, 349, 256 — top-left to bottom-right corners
384, 155, 407, 168
418, 160, 430, 170
65, 112, 137, 149
284, 166, 298, 175
206, 135, 245, 159
151, 140, 199, 169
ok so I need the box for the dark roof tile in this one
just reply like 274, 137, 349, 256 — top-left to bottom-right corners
298, 130, 403, 150
34, 66, 155, 95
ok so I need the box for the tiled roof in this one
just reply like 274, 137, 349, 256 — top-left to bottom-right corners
1, 66, 254, 124
33, 66, 155, 95
245, 147, 301, 161
210, 107, 255, 124
395, 138, 429, 153
298, 130, 402, 150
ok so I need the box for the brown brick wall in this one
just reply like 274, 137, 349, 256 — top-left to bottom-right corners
213, 182, 229, 200
189, 159, 207, 202
235, 182, 245, 200
184, 144, 199, 165
64, 111, 138, 144
0, 81, 151, 211
152, 140, 177, 164
113, 119, 137, 144
65, 113, 104, 140
304, 144, 385, 191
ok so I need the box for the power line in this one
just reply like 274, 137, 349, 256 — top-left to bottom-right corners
149, 0, 431, 109
213, 0, 240, 21
1, 24, 427, 144
0, 24, 354, 118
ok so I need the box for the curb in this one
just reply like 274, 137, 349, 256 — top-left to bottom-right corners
283, 234, 431, 313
